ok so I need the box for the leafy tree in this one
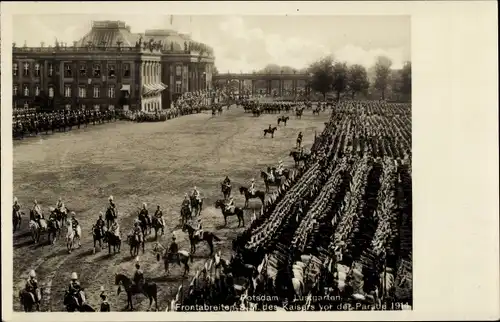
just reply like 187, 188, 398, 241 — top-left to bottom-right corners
348, 64, 370, 99
373, 56, 393, 100
398, 61, 411, 101
332, 61, 348, 101
308, 55, 334, 101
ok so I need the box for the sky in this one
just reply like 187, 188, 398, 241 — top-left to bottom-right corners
13, 14, 410, 72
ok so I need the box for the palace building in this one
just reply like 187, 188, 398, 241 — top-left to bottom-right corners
12, 20, 215, 113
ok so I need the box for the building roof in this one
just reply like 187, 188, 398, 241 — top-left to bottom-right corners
76, 20, 140, 47
143, 29, 187, 51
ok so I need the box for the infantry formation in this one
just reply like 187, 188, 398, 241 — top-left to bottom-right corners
13, 98, 412, 312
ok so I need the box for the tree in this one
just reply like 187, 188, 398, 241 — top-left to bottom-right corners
347, 64, 370, 99
308, 55, 335, 101
332, 62, 349, 101
373, 56, 392, 100
398, 61, 411, 101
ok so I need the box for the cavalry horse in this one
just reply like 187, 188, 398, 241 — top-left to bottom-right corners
189, 195, 203, 217
263, 126, 278, 138
182, 223, 221, 255
53, 207, 69, 226
296, 108, 304, 119
115, 273, 158, 311
63, 290, 95, 312
277, 116, 290, 126
29, 210, 48, 244
103, 230, 122, 254
312, 106, 321, 115
19, 288, 42, 312
214, 199, 245, 227
128, 233, 145, 257
151, 217, 164, 240
13, 209, 23, 232
290, 150, 310, 167
154, 243, 193, 277
105, 207, 117, 229
138, 211, 152, 237
260, 168, 291, 193
180, 202, 192, 225
220, 183, 232, 199
239, 186, 266, 208
66, 221, 82, 253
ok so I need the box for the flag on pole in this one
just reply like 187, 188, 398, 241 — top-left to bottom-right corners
170, 15, 174, 26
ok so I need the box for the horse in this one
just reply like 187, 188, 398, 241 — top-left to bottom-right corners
277, 116, 289, 126
312, 107, 321, 115
63, 290, 95, 312
103, 230, 122, 254
29, 218, 47, 244
105, 207, 116, 229
138, 212, 151, 237
128, 233, 144, 257
239, 186, 265, 209
19, 289, 42, 312
260, 170, 286, 193
158, 248, 192, 277
151, 217, 164, 240
189, 195, 203, 217
263, 127, 277, 138
13, 210, 23, 232
53, 207, 69, 226
180, 202, 192, 225
221, 183, 232, 199
296, 108, 304, 119
46, 218, 61, 245
182, 223, 221, 255
289, 150, 309, 167
214, 199, 245, 227
115, 273, 158, 311
66, 222, 82, 253
92, 224, 105, 253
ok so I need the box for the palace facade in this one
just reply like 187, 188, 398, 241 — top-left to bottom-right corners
12, 20, 215, 113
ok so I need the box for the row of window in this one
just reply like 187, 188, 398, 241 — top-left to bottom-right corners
13, 62, 131, 78
13, 84, 118, 98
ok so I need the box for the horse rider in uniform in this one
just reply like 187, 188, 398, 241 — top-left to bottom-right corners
296, 131, 303, 148
110, 220, 120, 238
133, 258, 145, 293
139, 203, 148, 223
108, 196, 117, 220
268, 166, 275, 182
249, 178, 256, 196
222, 176, 231, 197
268, 124, 272, 132
96, 213, 106, 236
182, 194, 192, 213
225, 196, 235, 213
168, 236, 181, 265
48, 207, 60, 230
32, 200, 43, 226
68, 272, 86, 307
13, 197, 21, 215
55, 197, 64, 213
133, 220, 143, 242
25, 269, 41, 309
276, 160, 285, 177
153, 205, 165, 231
192, 186, 201, 202
99, 286, 110, 312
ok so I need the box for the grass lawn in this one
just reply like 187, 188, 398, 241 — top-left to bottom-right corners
12, 106, 330, 311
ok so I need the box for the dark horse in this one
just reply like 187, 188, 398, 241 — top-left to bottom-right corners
92, 224, 105, 253
220, 183, 232, 199
103, 230, 122, 254
263, 126, 278, 138
155, 246, 192, 277
296, 108, 304, 119
138, 212, 151, 237
190, 195, 203, 217
260, 169, 290, 193
182, 223, 221, 255
239, 186, 266, 208
289, 150, 310, 167
105, 207, 117, 229
115, 273, 158, 311
63, 290, 95, 312
128, 233, 145, 257
214, 199, 245, 227
277, 116, 289, 126
19, 289, 42, 312
312, 107, 321, 115
151, 217, 164, 241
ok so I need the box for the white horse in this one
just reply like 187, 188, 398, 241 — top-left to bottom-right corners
66, 222, 82, 253
29, 219, 47, 244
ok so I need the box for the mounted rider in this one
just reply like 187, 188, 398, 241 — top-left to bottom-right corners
55, 197, 65, 213
194, 217, 204, 239
268, 124, 272, 132
153, 205, 165, 230
13, 197, 21, 215
68, 272, 86, 307
191, 186, 201, 202
182, 193, 192, 213
47, 207, 60, 230
249, 178, 256, 195
132, 220, 143, 242
267, 166, 275, 182
25, 269, 41, 307
108, 195, 117, 220
225, 196, 235, 213
139, 202, 149, 223
168, 236, 181, 265
96, 212, 106, 236
296, 131, 303, 148
32, 200, 43, 226
222, 176, 231, 194
110, 220, 120, 238
133, 258, 145, 293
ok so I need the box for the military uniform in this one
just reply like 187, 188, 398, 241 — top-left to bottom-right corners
249, 179, 256, 195
68, 273, 85, 307
168, 238, 180, 265
154, 207, 165, 228
133, 264, 144, 293
25, 271, 40, 305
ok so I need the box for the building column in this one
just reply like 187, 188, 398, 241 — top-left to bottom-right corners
251, 79, 255, 95
267, 80, 272, 95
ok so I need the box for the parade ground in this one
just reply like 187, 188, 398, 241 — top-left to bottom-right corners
12, 106, 330, 311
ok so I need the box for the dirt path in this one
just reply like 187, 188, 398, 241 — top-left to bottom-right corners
12, 107, 330, 311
